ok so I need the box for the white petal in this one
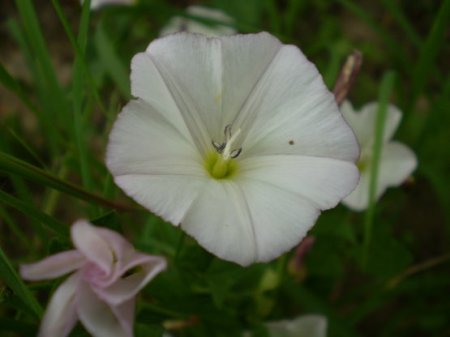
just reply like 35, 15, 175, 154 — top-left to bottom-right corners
378, 141, 417, 188
234, 46, 358, 162
342, 171, 370, 211
130, 53, 191, 140
144, 33, 224, 153
20, 250, 85, 281
38, 272, 80, 337
106, 98, 209, 225
239, 155, 359, 210
341, 100, 402, 148
266, 314, 327, 337
181, 180, 257, 266
220, 33, 282, 133
107, 99, 202, 177
343, 141, 417, 211
181, 179, 319, 266
71, 220, 114, 274
77, 284, 134, 337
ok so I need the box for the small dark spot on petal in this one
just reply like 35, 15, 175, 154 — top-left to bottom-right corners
289, 140, 294, 145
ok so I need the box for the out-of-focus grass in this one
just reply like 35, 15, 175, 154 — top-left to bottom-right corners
0, 0, 449, 337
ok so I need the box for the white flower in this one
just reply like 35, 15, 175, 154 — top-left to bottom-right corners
265, 315, 327, 337
244, 314, 327, 337
106, 32, 359, 266
341, 101, 417, 211
160, 6, 236, 37
83, 0, 135, 10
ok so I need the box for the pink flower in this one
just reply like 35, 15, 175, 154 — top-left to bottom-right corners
20, 220, 167, 337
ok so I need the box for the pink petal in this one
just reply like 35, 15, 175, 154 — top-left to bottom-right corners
77, 284, 134, 337
94, 254, 167, 305
71, 220, 114, 274
20, 250, 85, 281
38, 272, 81, 337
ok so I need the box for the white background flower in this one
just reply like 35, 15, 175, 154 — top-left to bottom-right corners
107, 32, 359, 266
265, 314, 327, 337
160, 6, 236, 37
341, 101, 417, 211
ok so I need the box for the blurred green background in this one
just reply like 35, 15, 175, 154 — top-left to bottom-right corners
0, 0, 449, 336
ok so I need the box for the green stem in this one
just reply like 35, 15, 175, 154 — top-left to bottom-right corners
362, 71, 396, 269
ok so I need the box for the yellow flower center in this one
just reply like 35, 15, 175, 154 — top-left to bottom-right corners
204, 151, 239, 179
205, 125, 241, 179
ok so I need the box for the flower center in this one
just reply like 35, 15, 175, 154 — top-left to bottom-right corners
205, 125, 242, 179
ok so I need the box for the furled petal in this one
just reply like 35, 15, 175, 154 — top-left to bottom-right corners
265, 314, 327, 337
106, 99, 208, 225
71, 220, 114, 274
235, 46, 358, 162
38, 272, 81, 337
20, 250, 85, 281
341, 100, 402, 147
93, 253, 167, 305
240, 155, 359, 210
77, 284, 134, 337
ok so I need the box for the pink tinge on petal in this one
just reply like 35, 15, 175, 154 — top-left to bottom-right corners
111, 298, 135, 337
20, 250, 85, 281
71, 220, 114, 275
94, 254, 167, 305
38, 272, 81, 337
77, 284, 134, 337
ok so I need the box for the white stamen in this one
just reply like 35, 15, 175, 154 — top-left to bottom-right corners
222, 128, 241, 160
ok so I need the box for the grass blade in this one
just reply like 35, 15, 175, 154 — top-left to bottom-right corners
0, 244, 43, 318
0, 152, 136, 212
363, 71, 396, 268
0, 189, 69, 239
410, 0, 450, 108
94, 22, 131, 98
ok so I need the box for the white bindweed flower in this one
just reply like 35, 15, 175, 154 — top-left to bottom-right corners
160, 6, 236, 37
106, 32, 359, 266
341, 101, 417, 211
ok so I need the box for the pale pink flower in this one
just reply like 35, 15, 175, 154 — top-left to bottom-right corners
20, 220, 166, 337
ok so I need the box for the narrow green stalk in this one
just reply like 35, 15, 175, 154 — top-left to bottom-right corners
14, 0, 69, 156
362, 71, 396, 268
0, 152, 137, 212
0, 244, 43, 318
51, 0, 107, 114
